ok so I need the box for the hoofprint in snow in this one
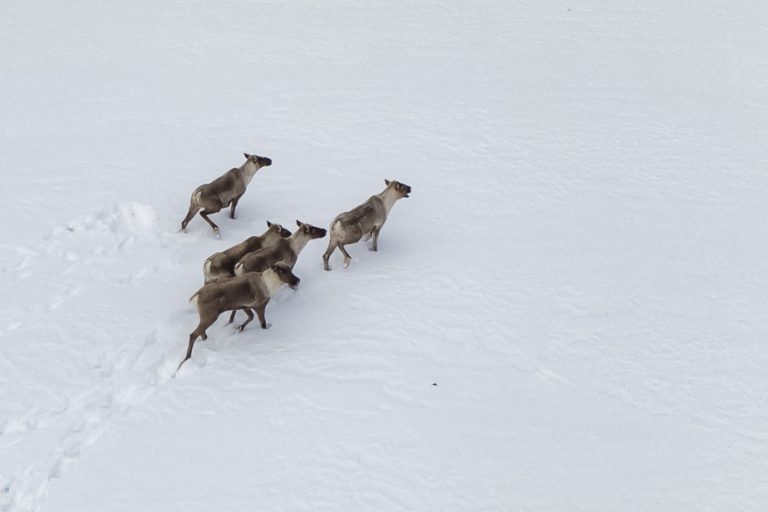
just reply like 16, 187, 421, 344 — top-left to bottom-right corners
3, 1, 768, 511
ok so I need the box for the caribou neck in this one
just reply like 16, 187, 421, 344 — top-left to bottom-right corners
378, 187, 400, 216
260, 268, 285, 297
260, 230, 281, 246
288, 230, 313, 254
239, 160, 262, 185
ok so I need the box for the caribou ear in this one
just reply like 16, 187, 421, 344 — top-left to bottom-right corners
244, 153, 250, 159
296, 219, 302, 227
385, 179, 391, 186
267, 220, 273, 228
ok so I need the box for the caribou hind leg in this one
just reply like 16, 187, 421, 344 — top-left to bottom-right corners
338, 244, 353, 268
199, 210, 221, 237
181, 205, 201, 232
176, 315, 215, 374
322, 240, 338, 271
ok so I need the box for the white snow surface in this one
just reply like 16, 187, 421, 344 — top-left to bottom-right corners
2, 1, 768, 510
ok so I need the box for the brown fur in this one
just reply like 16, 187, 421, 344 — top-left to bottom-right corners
234, 220, 327, 275
181, 153, 272, 236
176, 263, 300, 372
322, 179, 411, 270
203, 221, 291, 283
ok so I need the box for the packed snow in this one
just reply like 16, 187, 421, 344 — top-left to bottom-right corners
2, 1, 768, 511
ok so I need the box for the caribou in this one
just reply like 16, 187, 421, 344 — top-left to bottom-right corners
181, 153, 272, 236
322, 179, 411, 270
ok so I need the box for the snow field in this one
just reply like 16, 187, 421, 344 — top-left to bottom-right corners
1, 1, 768, 511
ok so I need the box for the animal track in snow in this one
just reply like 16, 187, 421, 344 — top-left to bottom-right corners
0, 203, 183, 512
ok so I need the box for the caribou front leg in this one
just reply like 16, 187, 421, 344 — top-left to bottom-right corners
230, 195, 242, 219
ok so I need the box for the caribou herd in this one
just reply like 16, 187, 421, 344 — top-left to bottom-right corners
177, 153, 411, 371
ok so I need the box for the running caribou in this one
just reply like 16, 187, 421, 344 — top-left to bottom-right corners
177, 262, 300, 372
203, 221, 291, 283
181, 153, 272, 236
322, 179, 411, 270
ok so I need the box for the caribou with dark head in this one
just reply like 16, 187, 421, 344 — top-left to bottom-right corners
234, 220, 327, 276
203, 221, 291, 284
322, 179, 411, 270
181, 153, 272, 236
177, 262, 300, 373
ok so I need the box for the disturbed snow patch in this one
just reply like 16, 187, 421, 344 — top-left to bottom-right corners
65, 202, 157, 235
49, 202, 164, 263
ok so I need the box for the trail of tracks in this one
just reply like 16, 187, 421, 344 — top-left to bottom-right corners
0, 203, 183, 512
